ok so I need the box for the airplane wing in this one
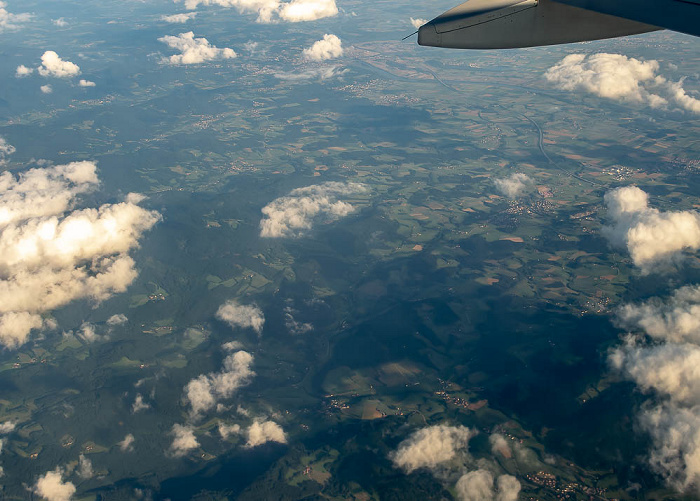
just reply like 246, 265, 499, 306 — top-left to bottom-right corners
417, 0, 699, 49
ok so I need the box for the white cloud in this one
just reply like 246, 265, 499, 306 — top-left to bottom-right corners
40, 84, 52, 94
391, 424, 476, 473
216, 301, 264, 334
211, 354, 254, 400
410, 17, 427, 29
184, 350, 255, 417
158, 32, 236, 65
118, 433, 135, 452
170, 424, 199, 457
107, 313, 128, 326
603, 186, 700, 273
0, 136, 15, 166
0, 161, 161, 348
222, 340, 243, 351
456, 469, 494, 501
218, 422, 241, 439
77, 322, 99, 343
77, 454, 93, 479
611, 337, 700, 407
0, 1, 31, 32
161, 12, 197, 23
38, 51, 80, 78
494, 173, 533, 199
489, 433, 511, 457
178, 0, 337, 23
0, 421, 15, 434
34, 468, 76, 501
545, 53, 700, 114
617, 285, 700, 344
611, 285, 700, 493
78, 79, 96, 87
455, 470, 521, 501
246, 420, 287, 447
639, 404, 700, 493
132, 393, 150, 413
495, 474, 522, 501
278, 0, 337, 21
260, 182, 366, 238
15, 65, 33, 77
667, 78, 700, 115
52, 18, 67, 27
302, 34, 342, 61
184, 375, 216, 416
0, 312, 44, 347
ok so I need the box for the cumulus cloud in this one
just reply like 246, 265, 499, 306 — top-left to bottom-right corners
218, 422, 241, 439
107, 313, 128, 326
455, 470, 521, 501
302, 34, 343, 61
456, 469, 494, 501
391, 425, 476, 473
78, 79, 95, 87
216, 301, 264, 334
613, 341, 700, 406
617, 285, 700, 344
77, 454, 93, 479
0, 161, 161, 348
118, 433, 135, 452
495, 474, 522, 501
638, 404, 700, 492
603, 186, 700, 273
34, 468, 76, 501
0, 136, 15, 166
185, 376, 216, 416
611, 285, 700, 493
161, 12, 197, 23
170, 424, 199, 457
184, 350, 255, 417
545, 53, 700, 114
260, 182, 366, 238
0, 313, 43, 346
494, 173, 533, 199
38, 51, 80, 78
158, 32, 236, 65
0, 2, 30, 32
0, 421, 15, 434
52, 18, 67, 27
222, 340, 243, 351
15, 65, 33, 77
278, 0, 337, 21
132, 393, 150, 413
40, 85, 52, 94
410, 17, 427, 28
178, 0, 337, 23
76, 322, 100, 343
246, 420, 287, 447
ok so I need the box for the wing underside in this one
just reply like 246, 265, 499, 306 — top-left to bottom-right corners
418, 0, 698, 49
556, 0, 700, 38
